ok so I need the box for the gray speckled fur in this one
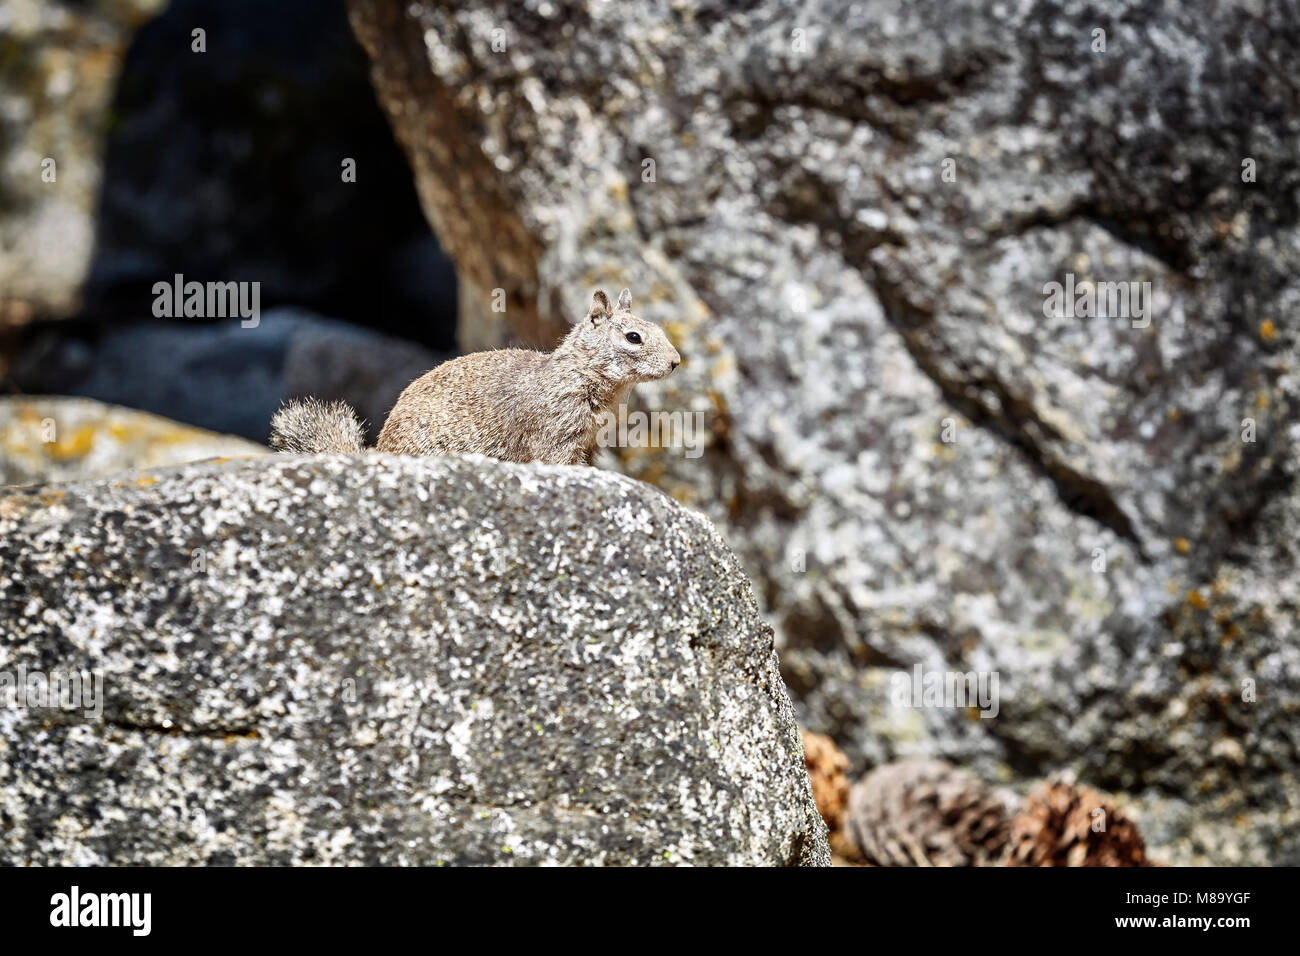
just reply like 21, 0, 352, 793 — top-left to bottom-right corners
268, 396, 367, 455
0, 454, 828, 866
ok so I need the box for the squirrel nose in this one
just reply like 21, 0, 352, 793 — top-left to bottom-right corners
670, 350, 682, 370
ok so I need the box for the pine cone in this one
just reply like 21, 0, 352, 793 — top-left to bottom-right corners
1005, 779, 1152, 867
801, 730, 851, 831
842, 759, 1013, 866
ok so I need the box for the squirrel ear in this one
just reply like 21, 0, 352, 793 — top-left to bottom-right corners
617, 288, 632, 311
590, 290, 612, 323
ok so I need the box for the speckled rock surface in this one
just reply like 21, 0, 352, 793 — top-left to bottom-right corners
0, 454, 828, 865
0, 396, 266, 486
346, 0, 1300, 863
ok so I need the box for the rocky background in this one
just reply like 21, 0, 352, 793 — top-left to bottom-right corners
2, 0, 1298, 864
2, 0, 457, 441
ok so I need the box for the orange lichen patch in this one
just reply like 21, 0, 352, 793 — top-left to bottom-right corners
1218, 617, 1239, 645
648, 282, 675, 302
1187, 589, 1209, 611
932, 442, 958, 462
662, 319, 688, 346
667, 483, 697, 505
709, 354, 735, 380
49, 425, 96, 460
135, 476, 157, 486
1255, 391, 1269, 410
1174, 537, 1191, 554
81, 46, 125, 84
1166, 408, 1181, 422
1259, 319, 1277, 341
153, 426, 217, 446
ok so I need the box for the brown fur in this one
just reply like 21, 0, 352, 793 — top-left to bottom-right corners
269, 289, 681, 466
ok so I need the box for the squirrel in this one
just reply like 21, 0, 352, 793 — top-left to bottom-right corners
268, 288, 682, 466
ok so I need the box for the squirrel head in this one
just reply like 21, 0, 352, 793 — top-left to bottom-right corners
566, 288, 682, 384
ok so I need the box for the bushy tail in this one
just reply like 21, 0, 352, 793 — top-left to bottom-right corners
269, 398, 367, 454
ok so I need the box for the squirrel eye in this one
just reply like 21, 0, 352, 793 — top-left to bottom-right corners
625, 332, 642, 344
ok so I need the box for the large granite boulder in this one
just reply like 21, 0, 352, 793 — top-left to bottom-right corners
0, 454, 828, 865
0, 396, 265, 486
345, 0, 1300, 862
0, 0, 165, 325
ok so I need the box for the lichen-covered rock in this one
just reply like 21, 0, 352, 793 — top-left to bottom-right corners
0, 454, 828, 865
0, 0, 166, 324
345, 0, 1300, 863
0, 396, 265, 486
